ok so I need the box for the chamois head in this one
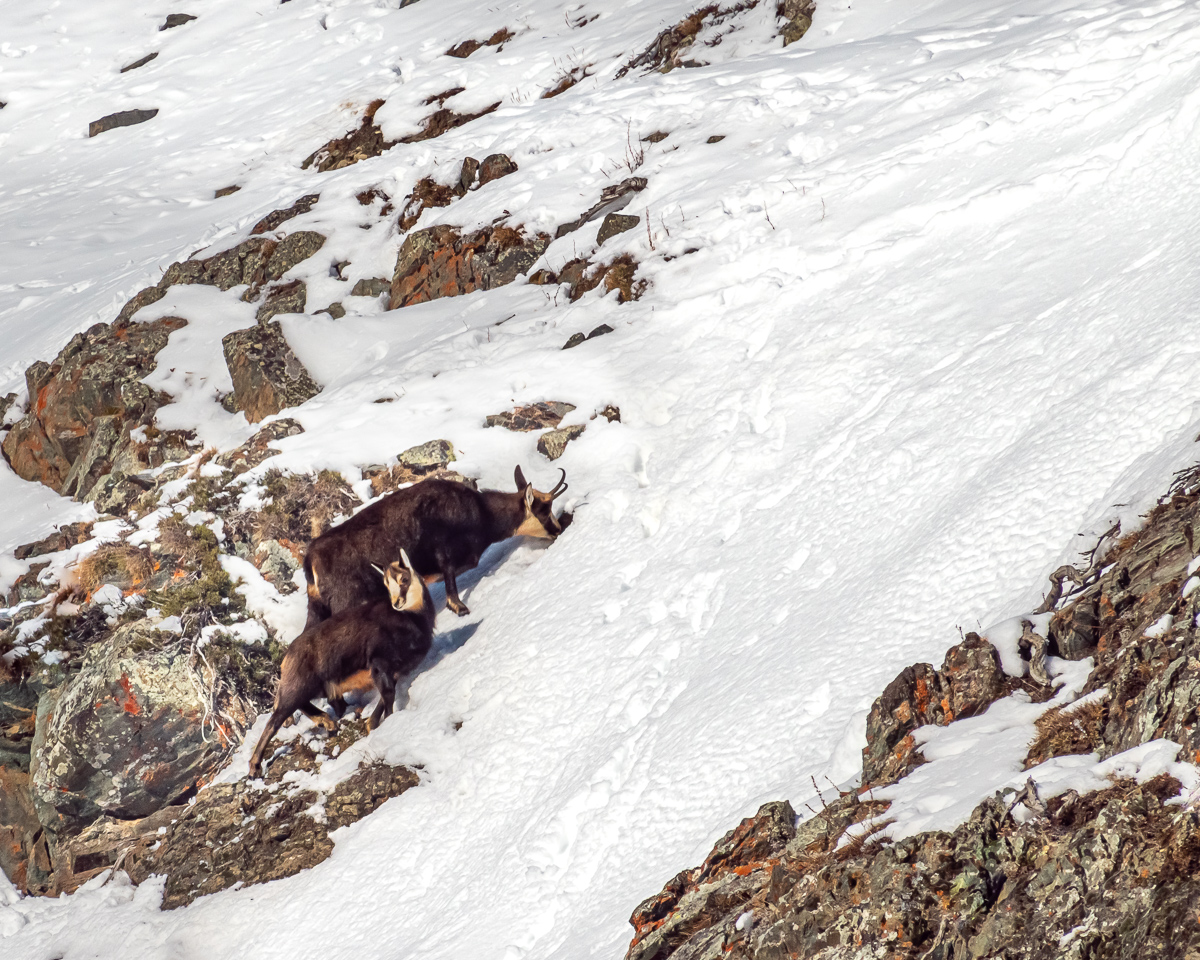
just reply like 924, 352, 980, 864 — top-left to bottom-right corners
513, 466, 568, 539
373, 550, 425, 612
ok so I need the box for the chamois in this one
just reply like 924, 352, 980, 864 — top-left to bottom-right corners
303, 465, 568, 624
248, 551, 435, 773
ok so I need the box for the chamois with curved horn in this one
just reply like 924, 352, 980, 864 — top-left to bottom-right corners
303, 465, 569, 624
248, 550, 435, 773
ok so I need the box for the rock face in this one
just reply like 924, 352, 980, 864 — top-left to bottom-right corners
389, 224, 551, 310
1, 316, 191, 499
88, 109, 158, 138
222, 321, 322, 423
28, 621, 273, 839
619, 460, 1200, 960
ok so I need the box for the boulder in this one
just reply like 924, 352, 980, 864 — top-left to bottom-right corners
28, 621, 273, 839
213, 417, 304, 474
478, 153, 518, 186
350, 277, 390, 297
537, 425, 585, 461
777, 0, 815, 44
389, 224, 551, 310
555, 177, 647, 239
485, 401, 576, 432
398, 438, 456, 471
597, 213, 640, 245
563, 324, 614, 350
222, 322, 321, 423
255, 279, 307, 322
88, 109, 158, 138
1, 316, 193, 499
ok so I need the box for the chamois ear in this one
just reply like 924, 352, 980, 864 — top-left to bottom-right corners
400, 549, 414, 572
524, 485, 535, 509
514, 465, 529, 490
371, 563, 386, 578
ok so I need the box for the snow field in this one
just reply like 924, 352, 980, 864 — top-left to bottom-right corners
2, 0, 1200, 957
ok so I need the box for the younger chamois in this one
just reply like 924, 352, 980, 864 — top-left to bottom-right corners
248, 551, 435, 773
303, 465, 568, 624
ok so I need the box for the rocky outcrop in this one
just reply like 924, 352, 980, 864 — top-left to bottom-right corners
555, 176, 647, 239
255, 278, 307, 322
532, 254, 646, 303
160, 13, 196, 30
1, 316, 194, 499
619, 461, 1200, 960
212, 417, 304, 475
862, 633, 1017, 787
398, 153, 517, 230
123, 744, 418, 908
14, 522, 94, 560
389, 224, 551, 309
445, 28, 514, 59
222, 321, 322, 423
28, 621, 274, 839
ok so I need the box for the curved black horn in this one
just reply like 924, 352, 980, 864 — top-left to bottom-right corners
550, 468, 568, 499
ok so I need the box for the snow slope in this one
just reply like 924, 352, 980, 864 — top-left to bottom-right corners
3, 0, 1200, 956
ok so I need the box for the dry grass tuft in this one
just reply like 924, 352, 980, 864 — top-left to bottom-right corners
1025, 698, 1106, 768
75, 544, 155, 593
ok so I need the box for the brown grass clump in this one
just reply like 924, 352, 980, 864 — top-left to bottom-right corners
1025, 698, 1106, 768
75, 544, 156, 594
255, 469, 359, 543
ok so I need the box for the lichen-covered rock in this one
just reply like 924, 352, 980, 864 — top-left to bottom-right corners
255, 279, 307, 322
862, 632, 1015, 786
124, 753, 419, 908
398, 438, 456, 470
1, 316, 191, 499
537, 424, 585, 461
222, 321, 322, 423
597, 212, 641, 245
28, 621, 273, 839
485, 401, 576, 432
113, 231, 326, 326
777, 0, 814, 45
350, 277, 390, 297
389, 224, 551, 310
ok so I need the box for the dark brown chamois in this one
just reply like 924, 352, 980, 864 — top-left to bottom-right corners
303, 465, 568, 623
248, 551, 435, 773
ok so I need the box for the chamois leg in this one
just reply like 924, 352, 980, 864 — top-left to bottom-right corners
367, 663, 397, 732
442, 565, 470, 617
297, 701, 338, 732
248, 706, 291, 774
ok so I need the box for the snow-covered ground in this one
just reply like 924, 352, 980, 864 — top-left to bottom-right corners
3, 0, 1200, 955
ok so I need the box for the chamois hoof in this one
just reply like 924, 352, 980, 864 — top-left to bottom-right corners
313, 714, 338, 733
447, 600, 470, 617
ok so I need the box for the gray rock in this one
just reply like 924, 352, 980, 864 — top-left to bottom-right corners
88, 109, 158, 138
350, 277, 390, 297
160, 13, 196, 30
222, 321, 321, 423
251, 194, 319, 235
537, 424, 585, 461
398, 439, 456, 471
478, 153, 518, 186
597, 213, 641, 245
119, 52, 158, 73
255, 279, 307, 322
317, 301, 346, 319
